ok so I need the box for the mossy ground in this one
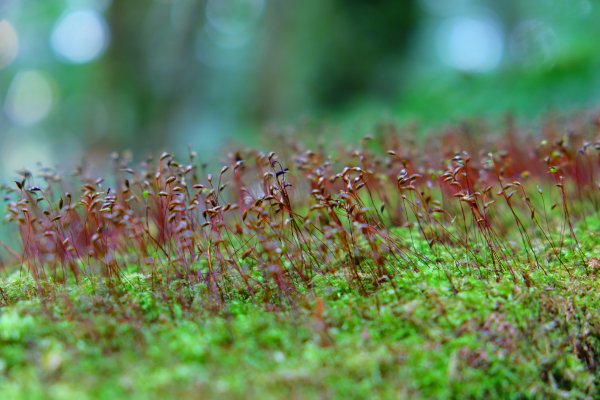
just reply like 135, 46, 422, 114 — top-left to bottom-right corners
0, 219, 598, 400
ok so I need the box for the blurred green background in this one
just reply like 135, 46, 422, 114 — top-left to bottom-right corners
1, 0, 600, 261
1, 0, 600, 172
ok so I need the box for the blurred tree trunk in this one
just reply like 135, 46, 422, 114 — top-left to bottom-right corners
100, 0, 206, 152
253, 0, 417, 123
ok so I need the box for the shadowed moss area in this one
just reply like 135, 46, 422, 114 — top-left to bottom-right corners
0, 218, 597, 400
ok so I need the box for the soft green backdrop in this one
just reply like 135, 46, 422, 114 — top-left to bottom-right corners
1, 0, 600, 254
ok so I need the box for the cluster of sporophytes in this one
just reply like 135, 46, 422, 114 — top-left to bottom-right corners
0, 113, 598, 398
4, 115, 599, 301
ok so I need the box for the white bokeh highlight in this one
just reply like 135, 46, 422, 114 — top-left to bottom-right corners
437, 15, 504, 73
50, 10, 109, 64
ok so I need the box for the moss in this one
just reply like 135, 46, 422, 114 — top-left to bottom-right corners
0, 230, 597, 399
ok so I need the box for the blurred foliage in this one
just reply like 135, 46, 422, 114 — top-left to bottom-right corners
2, 0, 600, 250
0, 0, 599, 163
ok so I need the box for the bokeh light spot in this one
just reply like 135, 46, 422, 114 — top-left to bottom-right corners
0, 19, 19, 69
437, 14, 503, 73
50, 10, 109, 64
206, 0, 265, 35
5, 70, 55, 126
510, 20, 557, 66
